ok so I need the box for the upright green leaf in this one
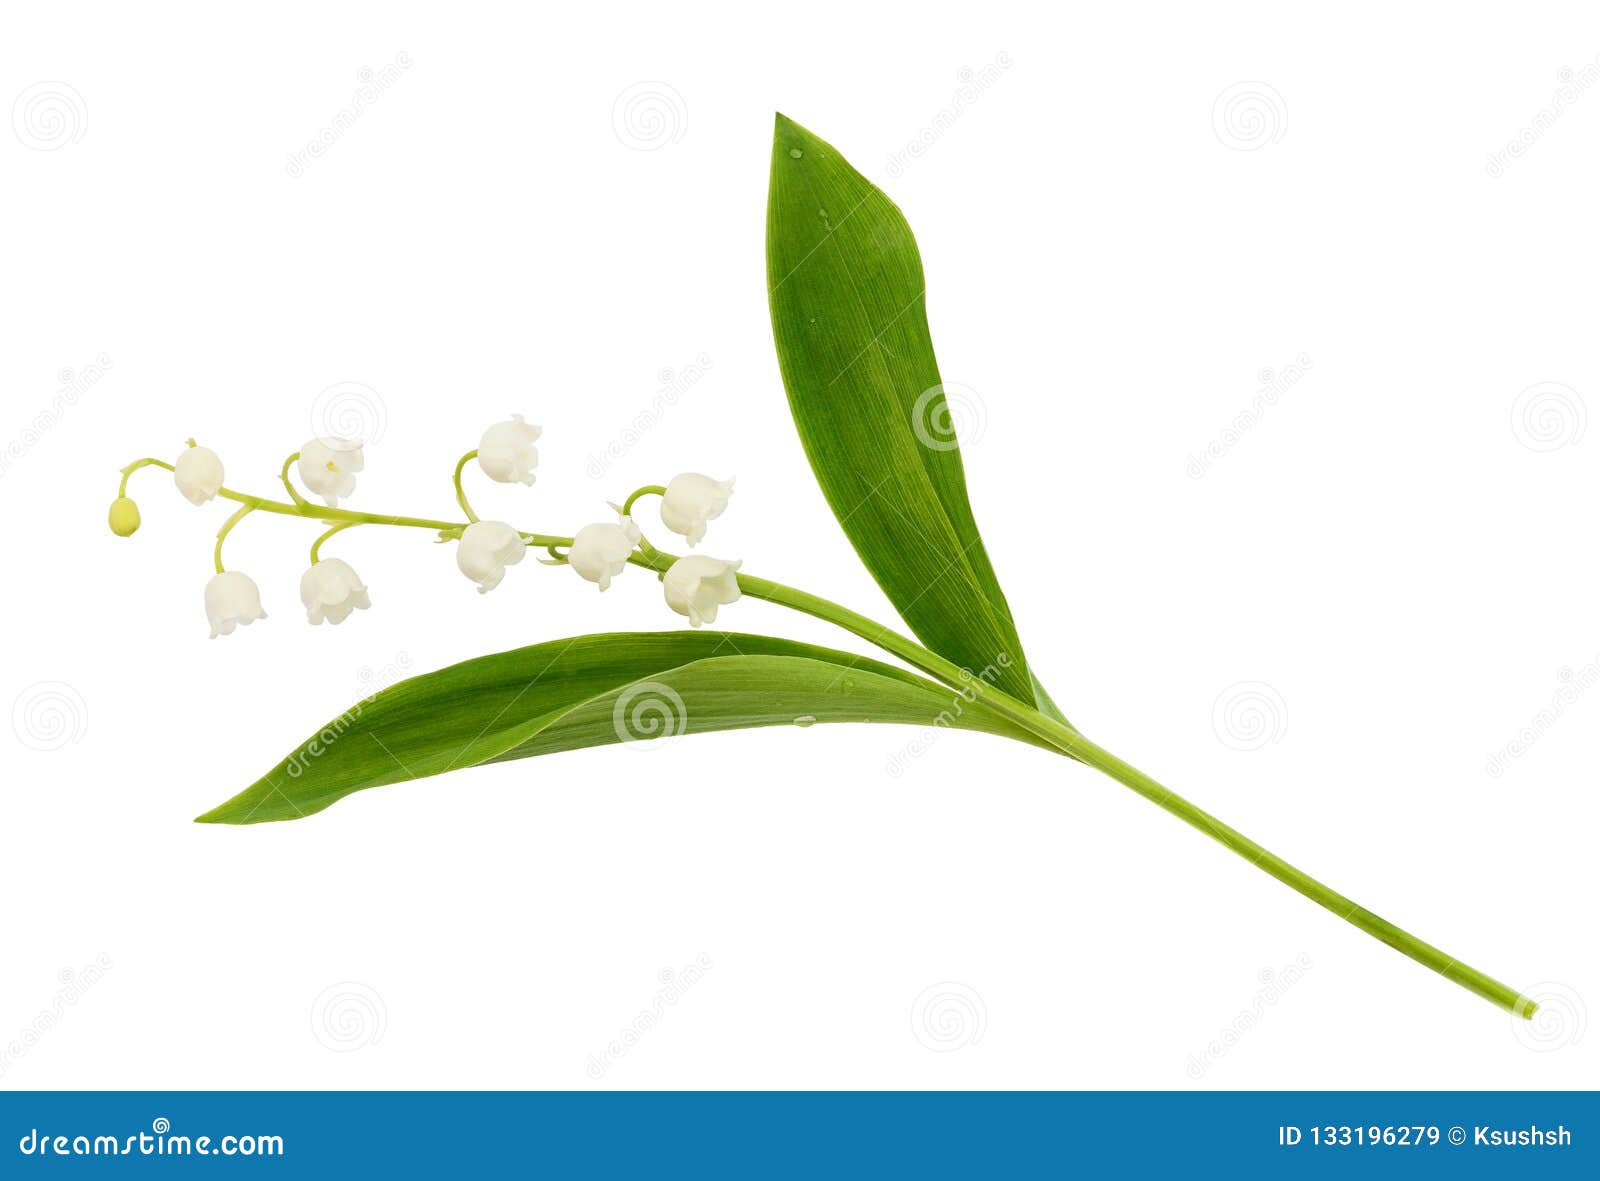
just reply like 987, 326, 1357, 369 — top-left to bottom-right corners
766, 114, 1041, 707
197, 631, 1048, 824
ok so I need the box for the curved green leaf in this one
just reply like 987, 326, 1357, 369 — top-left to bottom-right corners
766, 114, 1040, 708
197, 631, 1047, 824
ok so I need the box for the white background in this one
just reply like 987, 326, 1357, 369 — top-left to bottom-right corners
2, 2, 1595, 1090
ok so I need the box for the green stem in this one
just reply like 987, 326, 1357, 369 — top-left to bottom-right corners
728, 569, 1536, 1018
310, 522, 357, 564
280, 452, 309, 507
118, 458, 570, 545
453, 451, 480, 523
622, 484, 666, 516
1059, 734, 1535, 1017
213, 504, 255, 573
621, 485, 670, 562
119, 457, 166, 497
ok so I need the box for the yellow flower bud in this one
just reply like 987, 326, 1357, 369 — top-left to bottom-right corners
108, 496, 141, 537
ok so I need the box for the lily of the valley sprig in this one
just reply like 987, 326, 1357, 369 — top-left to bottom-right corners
111, 425, 744, 633
108, 113, 1542, 1027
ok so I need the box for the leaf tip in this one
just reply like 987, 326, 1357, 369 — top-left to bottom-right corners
194, 785, 267, 825
771, 111, 816, 154
193, 804, 231, 825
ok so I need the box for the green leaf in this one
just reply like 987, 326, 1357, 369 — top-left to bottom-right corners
766, 114, 1042, 708
196, 631, 1047, 824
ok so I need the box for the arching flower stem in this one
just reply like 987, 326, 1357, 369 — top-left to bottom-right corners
618, 485, 671, 563
279, 452, 309, 507
213, 504, 256, 574
620, 484, 666, 516
453, 450, 481, 523
310, 522, 359, 565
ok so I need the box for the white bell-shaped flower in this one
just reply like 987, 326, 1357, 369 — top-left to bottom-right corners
299, 558, 371, 626
204, 571, 267, 638
477, 414, 541, 485
457, 520, 526, 593
297, 437, 365, 506
568, 517, 641, 591
174, 443, 224, 505
659, 473, 734, 547
662, 555, 742, 627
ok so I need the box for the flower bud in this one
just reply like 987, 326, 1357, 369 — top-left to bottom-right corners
107, 496, 141, 537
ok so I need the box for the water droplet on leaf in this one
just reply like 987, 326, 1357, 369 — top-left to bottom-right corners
788, 148, 804, 159
792, 715, 817, 728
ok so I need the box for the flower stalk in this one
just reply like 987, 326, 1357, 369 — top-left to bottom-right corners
715, 569, 1534, 1017
452, 450, 480, 522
